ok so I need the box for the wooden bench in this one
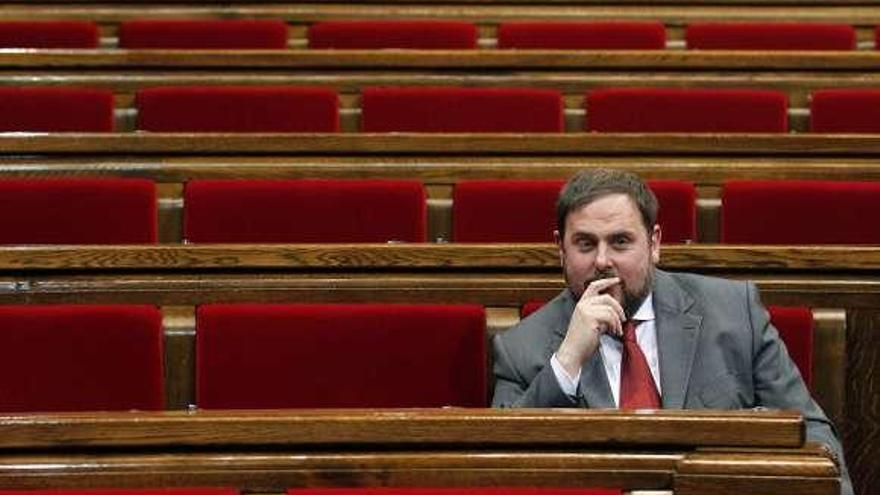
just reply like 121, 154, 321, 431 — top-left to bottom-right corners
0, 408, 841, 495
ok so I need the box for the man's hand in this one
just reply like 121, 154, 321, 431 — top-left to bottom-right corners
555, 277, 626, 378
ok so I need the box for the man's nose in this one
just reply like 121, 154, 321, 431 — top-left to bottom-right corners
595, 243, 613, 269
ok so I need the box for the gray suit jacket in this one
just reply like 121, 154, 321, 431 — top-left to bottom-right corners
493, 269, 852, 495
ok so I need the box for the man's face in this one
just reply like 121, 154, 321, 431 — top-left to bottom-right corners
555, 193, 661, 317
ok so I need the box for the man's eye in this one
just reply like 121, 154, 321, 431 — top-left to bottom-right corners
576, 239, 594, 250
613, 236, 632, 246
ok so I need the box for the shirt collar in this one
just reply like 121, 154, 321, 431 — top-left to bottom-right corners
631, 292, 655, 322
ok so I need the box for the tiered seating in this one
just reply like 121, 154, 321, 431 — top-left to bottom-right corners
0, 304, 164, 412
586, 88, 789, 133
811, 89, 880, 133
721, 180, 880, 244
118, 19, 289, 49
685, 23, 857, 50
196, 303, 487, 408
361, 87, 564, 132
0, 178, 157, 244
289, 489, 619, 495
308, 21, 478, 49
183, 179, 426, 243
0, 21, 99, 48
496, 21, 666, 49
136, 86, 339, 132
0, 87, 114, 132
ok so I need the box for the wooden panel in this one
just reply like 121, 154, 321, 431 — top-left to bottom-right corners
844, 309, 880, 495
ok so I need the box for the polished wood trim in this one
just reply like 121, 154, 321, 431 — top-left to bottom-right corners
2, 133, 880, 155
0, 409, 803, 449
0, 244, 878, 271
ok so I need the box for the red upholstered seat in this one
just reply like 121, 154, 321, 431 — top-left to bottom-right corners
497, 21, 665, 49
289, 489, 620, 495
0, 21, 99, 48
721, 180, 880, 244
0, 87, 114, 132
118, 19, 288, 49
136, 86, 339, 132
0, 489, 238, 495
308, 20, 477, 49
521, 300, 546, 318
452, 179, 696, 243
0, 178, 157, 244
196, 303, 487, 408
686, 22, 856, 50
587, 88, 788, 133
361, 87, 564, 132
0, 305, 164, 412
810, 89, 880, 133
769, 306, 814, 389
184, 179, 426, 243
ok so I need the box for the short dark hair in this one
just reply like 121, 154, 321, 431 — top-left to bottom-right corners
556, 168, 658, 240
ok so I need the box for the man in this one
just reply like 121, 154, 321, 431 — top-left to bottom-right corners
492, 168, 852, 495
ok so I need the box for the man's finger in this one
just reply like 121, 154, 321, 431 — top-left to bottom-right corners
583, 277, 621, 297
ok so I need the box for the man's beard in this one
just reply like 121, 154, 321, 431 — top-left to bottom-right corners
579, 266, 654, 319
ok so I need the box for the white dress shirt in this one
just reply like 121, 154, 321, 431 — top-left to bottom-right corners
550, 293, 661, 406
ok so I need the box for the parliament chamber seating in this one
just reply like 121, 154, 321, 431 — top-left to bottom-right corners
196, 303, 487, 408
136, 86, 339, 132
0, 87, 114, 132
496, 21, 666, 49
0, 489, 239, 495
0, 304, 164, 412
183, 179, 427, 243
684, 22, 858, 50
288, 489, 619, 495
360, 87, 565, 133
0, 20, 99, 48
118, 19, 289, 49
0, 178, 157, 244
721, 180, 880, 244
586, 88, 790, 133
451, 179, 696, 243
810, 89, 880, 133
308, 21, 478, 49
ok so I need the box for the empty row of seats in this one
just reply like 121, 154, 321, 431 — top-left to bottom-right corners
0, 489, 620, 495
6, 86, 880, 133
0, 302, 812, 412
0, 19, 875, 50
3, 177, 880, 245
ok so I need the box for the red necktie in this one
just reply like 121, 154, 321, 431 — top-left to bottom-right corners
619, 320, 661, 409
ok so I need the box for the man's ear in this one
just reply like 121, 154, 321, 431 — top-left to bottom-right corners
650, 224, 662, 264
554, 230, 565, 265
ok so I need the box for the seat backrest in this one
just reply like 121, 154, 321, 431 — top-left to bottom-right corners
0, 178, 157, 244
361, 87, 564, 133
0, 489, 238, 495
0, 86, 114, 132
685, 22, 856, 50
118, 19, 288, 49
308, 20, 477, 49
196, 303, 487, 408
184, 179, 427, 243
452, 179, 696, 243
721, 179, 880, 244
136, 86, 339, 132
497, 21, 665, 49
289, 489, 621, 495
810, 89, 880, 133
0, 21, 99, 48
586, 88, 789, 133
768, 305, 814, 389
0, 305, 164, 412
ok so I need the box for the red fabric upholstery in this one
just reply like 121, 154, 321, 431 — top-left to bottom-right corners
0, 178, 157, 244
721, 180, 880, 244
308, 21, 477, 49
0, 21, 99, 48
810, 89, 880, 133
184, 179, 426, 243
453, 180, 563, 242
361, 87, 564, 133
196, 303, 487, 408
119, 19, 288, 49
136, 86, 339, 132
0, 489, 238, 495
768, 306, 814, 389
289, 489, 620, 495
452, 179, 696, 244
0, 305, 164, 412
498, 21, 665, 49
686, 22, 856, 51
521, 300, 546, 318
586, 88, 788, 133
0, 87, 114, 132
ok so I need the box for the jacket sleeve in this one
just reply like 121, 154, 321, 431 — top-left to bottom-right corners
491, 331, 579, 408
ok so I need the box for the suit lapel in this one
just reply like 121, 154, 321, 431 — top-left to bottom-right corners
653, 270, 702, 409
